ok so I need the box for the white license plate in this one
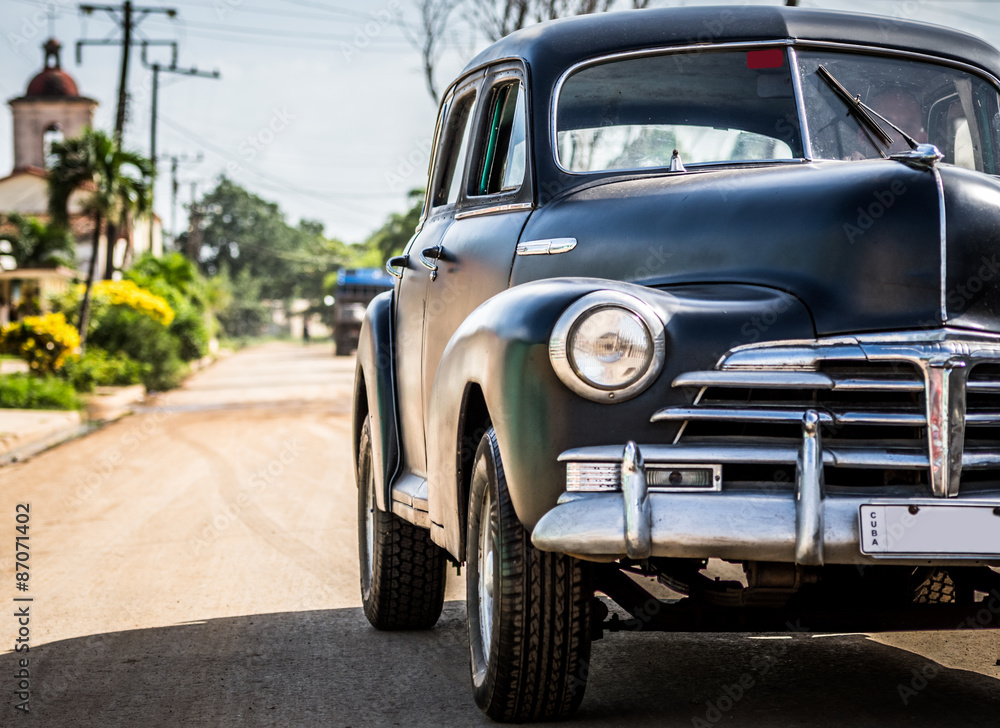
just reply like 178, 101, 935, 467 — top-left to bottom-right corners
860, 504, 1000, 556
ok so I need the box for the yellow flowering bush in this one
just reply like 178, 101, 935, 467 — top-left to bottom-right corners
0, 312, 81, 374
88, 280, 175, 326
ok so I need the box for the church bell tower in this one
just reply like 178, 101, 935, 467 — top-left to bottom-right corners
9, 39, 98, 171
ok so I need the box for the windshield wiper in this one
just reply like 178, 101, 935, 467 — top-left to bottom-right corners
815, 65, 919, 158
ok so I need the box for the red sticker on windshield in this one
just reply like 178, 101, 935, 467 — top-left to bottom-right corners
747, 49, 785, 69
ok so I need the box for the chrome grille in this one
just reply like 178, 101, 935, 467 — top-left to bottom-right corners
653, 333, 1000, 496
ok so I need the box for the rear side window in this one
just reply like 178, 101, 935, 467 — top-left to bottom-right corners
477, 81, 527, 195
433, 93, 476, 207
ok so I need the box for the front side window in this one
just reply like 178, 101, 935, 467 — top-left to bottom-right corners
432, 92, 477, 207
797, 51, 1000, 172
556, 49, 803, 173
477, 81, 527, 195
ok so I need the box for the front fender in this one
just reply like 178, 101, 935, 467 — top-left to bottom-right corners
426, 278, 815, 559
353, 290, 398, 512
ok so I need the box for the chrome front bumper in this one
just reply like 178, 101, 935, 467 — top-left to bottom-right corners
532, 430, 1000, 567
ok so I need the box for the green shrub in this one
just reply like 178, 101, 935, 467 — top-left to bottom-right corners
0, 373, 81, 410
60, 348, 149, 393
86, 305, 186, 391
126, 253, 213, 361
50, 279, 188, 391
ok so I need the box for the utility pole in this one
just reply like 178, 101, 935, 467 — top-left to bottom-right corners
159, 153, 202, 251
186, 184, 204, 263
78, 3, 178, 143
141, 42, 219, 251
77, 2, 177, 278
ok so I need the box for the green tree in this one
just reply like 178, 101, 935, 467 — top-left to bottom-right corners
188, 178, 308, 299
0, 214, 75, 269
47, 128, 153, 350
183, 179, 352, 332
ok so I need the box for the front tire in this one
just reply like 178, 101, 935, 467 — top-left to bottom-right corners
466, 428, 593, 722
357, 416, 446, 629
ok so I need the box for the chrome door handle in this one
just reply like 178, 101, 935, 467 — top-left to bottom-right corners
386, 254, 408, 279
418, 245, 442, 281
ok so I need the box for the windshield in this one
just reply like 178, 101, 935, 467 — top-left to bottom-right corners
798, 51, 1000, 172
556, 48, 803, 172
554, 47, 1000, 175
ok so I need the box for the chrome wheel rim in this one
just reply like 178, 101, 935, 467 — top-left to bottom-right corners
477, 487, 494, 661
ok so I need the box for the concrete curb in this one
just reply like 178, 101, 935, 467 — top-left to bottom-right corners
83, 384, 146, 422
0, 409, 88, 465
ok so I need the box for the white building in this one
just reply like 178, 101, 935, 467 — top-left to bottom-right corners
0, 38, 162, 323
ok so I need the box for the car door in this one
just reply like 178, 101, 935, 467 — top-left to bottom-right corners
421, 64, 534, 419
394, 79, 481, 480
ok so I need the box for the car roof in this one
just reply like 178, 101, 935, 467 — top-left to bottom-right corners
462, 5, 1000, 82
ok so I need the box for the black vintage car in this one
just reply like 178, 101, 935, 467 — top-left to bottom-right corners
353, 6, 1000, 721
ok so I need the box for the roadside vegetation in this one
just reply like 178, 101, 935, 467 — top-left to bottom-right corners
0, 126, 423, 409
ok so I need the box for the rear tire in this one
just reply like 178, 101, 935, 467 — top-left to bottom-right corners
357, 416, 446, 629
466, 427, 593, 722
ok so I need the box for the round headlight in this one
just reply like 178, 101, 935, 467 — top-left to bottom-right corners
568, 306, 652, 389
550, 291, 666, 402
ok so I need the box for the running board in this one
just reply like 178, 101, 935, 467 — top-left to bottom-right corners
390, 473, 430, 529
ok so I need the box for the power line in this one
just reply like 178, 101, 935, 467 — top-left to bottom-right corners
157, 113, 390, 221
142, 17, 410, 42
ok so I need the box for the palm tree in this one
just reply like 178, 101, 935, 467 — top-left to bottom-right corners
47, 128, 153, 350
0, 214, 76, 269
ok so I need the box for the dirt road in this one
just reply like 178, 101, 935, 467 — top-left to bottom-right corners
1, 342, 998, 726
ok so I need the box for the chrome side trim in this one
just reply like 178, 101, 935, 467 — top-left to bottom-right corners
795, 411, 825, 566
454, 202, 533, 220
516, 237, 578, 256
621, 442, 651, 559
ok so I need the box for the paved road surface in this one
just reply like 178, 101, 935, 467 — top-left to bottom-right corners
1, 342, 998, 726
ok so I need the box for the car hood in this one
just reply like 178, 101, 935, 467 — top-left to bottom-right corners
511, 160, 1000, 336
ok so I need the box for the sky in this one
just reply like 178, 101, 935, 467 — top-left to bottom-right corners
2, 0, 1000, 247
